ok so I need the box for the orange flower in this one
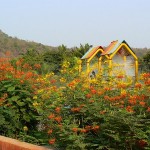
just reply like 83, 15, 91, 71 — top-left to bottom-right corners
48, 138, 56, 145
89, 99, 95, 103
135, 83, 142, 88
72, 127, 78, 132
142, 73, 150, 79
117, 75, 124, 79
100, 110, 106, 114
92, 125, 100, 131
86, 93, 91, 99
20, 80, 24, 84
91, 89, 97, 94
104, 87, 111, 91
136, 139, 147, 149
139, 101, 146, 107
97, 91, 103, 96
128, 99, 136, 105
54, 116, 62, 123
55, 107, 61, 113
80, 104, 85, 108
34, 64, 41, 69
48, 113, 55, 119
68, 82, 75, 87
50, 79, 56, 84
126, 106, 134, 113
145, 79, 150, 86
47, 129, 53, 135
104, 95, 110, 100
147, 107, 150, 112
85, 125, 91, 131
80, 129, 87, 133
71, 107, 81, 112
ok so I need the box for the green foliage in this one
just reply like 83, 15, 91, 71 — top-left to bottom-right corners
139, 51, 150, 72
0, 78, 39, 137
45, 75, 150, 150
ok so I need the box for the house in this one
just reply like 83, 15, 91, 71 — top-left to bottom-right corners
81, 46, 104, 78
80, 40, 138, 80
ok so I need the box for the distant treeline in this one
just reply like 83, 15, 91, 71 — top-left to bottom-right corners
0, 29, 149, 73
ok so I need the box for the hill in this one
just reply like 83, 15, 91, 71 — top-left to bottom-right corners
0, 29, 149, 58
0, 30, 56, 57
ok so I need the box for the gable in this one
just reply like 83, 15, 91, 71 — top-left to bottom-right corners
101, 40, 138, 60
81, 46, 103, 60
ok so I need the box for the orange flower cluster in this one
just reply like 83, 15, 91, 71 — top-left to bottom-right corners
147, 107, 150, 112
47, 129, 53, 135
72, 127, 78, 132
117, 83, 127, 89
48, 138, 56, 145
145, 79, 150, 86
142, 73, 150, 79
71, 107, 81, 112
85, 125, 100, 132
117, 75, 124, 79
135, 83, 142, 89
50, 79, 56, 84
72, 125, 100, 134
55, 107, 61, 113
48, 113, 55, 119
34, 64, 41, 69
86, 93, 92, 99
104, 95, 125, 102
54, 116, 62, 123
48, 113, 62, 123
126, 106, 134, 113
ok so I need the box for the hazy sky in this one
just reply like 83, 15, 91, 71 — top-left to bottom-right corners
0, 0, 150, 48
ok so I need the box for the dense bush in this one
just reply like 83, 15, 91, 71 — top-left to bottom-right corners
45, 70, 150, 150
0, 55, 150, 149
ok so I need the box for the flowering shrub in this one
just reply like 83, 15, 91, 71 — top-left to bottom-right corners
45, 63, 150, 150
0, 56, 44, 142
0, 55, 150, 149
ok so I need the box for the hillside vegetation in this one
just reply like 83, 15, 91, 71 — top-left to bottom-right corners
0, 29, 149, 58
0, 30, 56, 57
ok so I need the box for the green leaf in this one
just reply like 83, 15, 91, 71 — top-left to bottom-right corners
0, 115, 5, 125
7, 86, 15, 92
16, 101, 25, 106
11, 96, 20, 101
23, 115, 30, 122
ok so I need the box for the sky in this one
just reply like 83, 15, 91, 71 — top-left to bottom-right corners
0, 0, 150, 48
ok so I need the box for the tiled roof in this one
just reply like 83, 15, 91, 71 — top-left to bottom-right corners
81, 46, 103, 59
101, 40, 119, 55
101, 40, 135, 56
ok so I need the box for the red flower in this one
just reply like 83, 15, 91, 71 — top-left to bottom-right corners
80, 129, 87, 133
54, 116, 62, 123
86, 93, 91, 99
50, 79, 56, 84
147, 107, 150, 112
55, 107, 61, 113
49, 138, 56, 145
71, 107, 81, 112
89, 99, 95, 103
135, 83, 142, 88
47, 129, 53, 135
48, 113, 55, 119
117, 75, 124, 79
126, 106, 134, 113
136, 139, 147, 149
85, 125, 91, 131
91, 89, 97, 94
139, 101, 146, 107
72, 128, 78, 132
92, 125, 100, 132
